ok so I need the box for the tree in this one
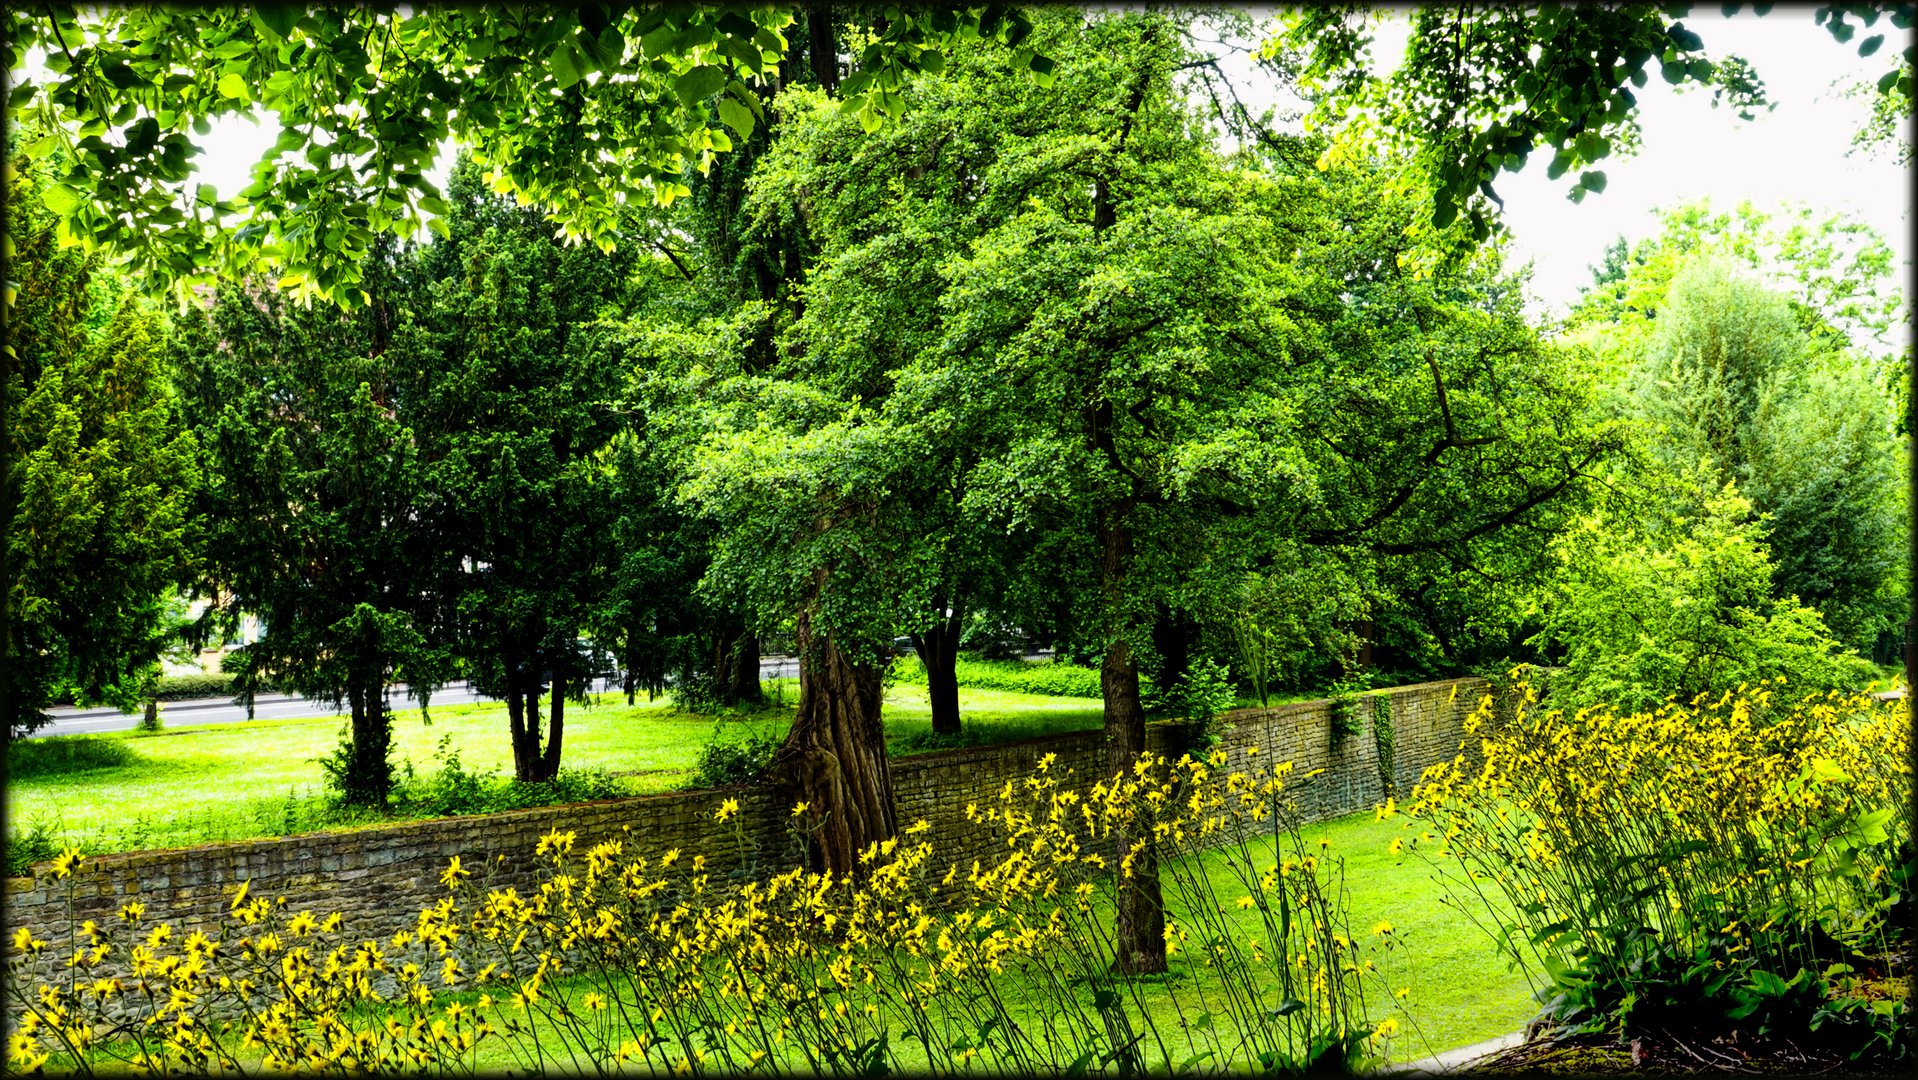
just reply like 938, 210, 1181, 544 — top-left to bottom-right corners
4, 144, 201, 738
709, 8, 1615, 971
407, 157, 636, 783
1569, 246, 1907, 655
171, 263, 443, 806
6, 3, 1049, 305
1532, 480, 1865, 713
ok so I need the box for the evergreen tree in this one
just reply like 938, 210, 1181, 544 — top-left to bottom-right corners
4, 146, 200, 737
171, 259, 443, 806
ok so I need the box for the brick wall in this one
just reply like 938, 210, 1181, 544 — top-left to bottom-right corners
3, 677, 1491, 945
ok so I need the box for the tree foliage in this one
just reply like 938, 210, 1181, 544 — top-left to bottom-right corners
1567, 214, 1908, 654
1533, 481, 1865, 712
4, 145, 200, 737
171, 263, 442, 805
6, 3, 1048, 304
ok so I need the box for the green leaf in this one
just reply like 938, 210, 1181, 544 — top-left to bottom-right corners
1029, 53, 1055, 88
674, 64, 726, 105
23, 132, 61, 159
42, 184, 84, 215
551, 43, 584, 89
255, 6, 299, 41
1878, 68, 1902, 92
716, 96, 755, 141
1579, 170, 1607, 193
195, 183, 218, 206
1857, 33, 1883, 57
217, 72, 251, 101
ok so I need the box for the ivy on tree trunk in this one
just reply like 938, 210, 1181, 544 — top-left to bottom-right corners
777, 600, 896, 877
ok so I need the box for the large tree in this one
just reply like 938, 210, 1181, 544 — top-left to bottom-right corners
171, 259, 443, 806
4, 146, 201, 737
407, 158, 636, 783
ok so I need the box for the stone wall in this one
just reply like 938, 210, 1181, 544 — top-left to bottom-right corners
3, 677, 1490, 944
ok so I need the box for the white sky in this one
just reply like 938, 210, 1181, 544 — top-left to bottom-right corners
1197, 7, 1911, 337
101, 7, 1918, 344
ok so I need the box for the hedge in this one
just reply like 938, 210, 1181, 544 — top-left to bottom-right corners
892, 653, 1146, 699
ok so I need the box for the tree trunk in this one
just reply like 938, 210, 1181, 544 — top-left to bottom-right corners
807, 0, 839, 94
539, 675, 565, 781
776, 603, 895, 877
733, 631, 764, 704
508, 666, 545, 783
1151, 609, 1196, 702
1101, 506, 1167, 975
911, 602, 965, 736
343, 679, 392, 807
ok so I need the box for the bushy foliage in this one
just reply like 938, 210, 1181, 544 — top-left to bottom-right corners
1533, 483, 1869, 713
1404, 682, 1909, 1060
392, 736, 631, 819
3, 817, 62, 877
7, 751, 1419, 1074
150, 672, 238, 701
687, 726, 782, 789
6, 144, 202, 737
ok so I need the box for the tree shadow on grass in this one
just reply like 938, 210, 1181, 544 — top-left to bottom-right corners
7, 736, 140, 780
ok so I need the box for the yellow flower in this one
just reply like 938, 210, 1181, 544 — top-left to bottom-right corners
715, 798, 740, 822
50, 846, 83, 879
791, 801, 811, 817
584, 993, 606, 1011
1373, 920, 1393, 936
440, 856, 470, 888
229, 879, 250, 909
119, 901, 145, 923
1236, 895, 1255, 910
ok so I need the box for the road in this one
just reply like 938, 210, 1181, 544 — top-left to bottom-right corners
30, 656, 805, 739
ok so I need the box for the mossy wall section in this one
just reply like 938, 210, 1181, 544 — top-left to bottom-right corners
3, 678, 1488, 943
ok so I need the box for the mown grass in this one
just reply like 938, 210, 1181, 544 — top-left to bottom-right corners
5, 680, 1106, 864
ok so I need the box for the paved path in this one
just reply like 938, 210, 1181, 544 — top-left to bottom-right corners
32, 658, 806, 739
1389, 1031, 1526, 1075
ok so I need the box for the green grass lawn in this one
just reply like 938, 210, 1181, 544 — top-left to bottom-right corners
6, 680, 1106, 861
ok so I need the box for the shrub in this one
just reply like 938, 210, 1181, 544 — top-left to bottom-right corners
1532, 485, 1872, 713
151, 671, 239, 701
1403, 681, 1909, 1060
395, 735, 632, 817
3, 816, 61, 877
6, 751, 1419, 1075
688, 725, 781, 789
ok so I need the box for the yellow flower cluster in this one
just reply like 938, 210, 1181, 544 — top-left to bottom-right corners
9, 753, 1421, 1074
1403, 680, 1908, 991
